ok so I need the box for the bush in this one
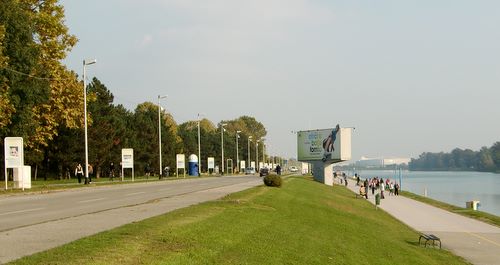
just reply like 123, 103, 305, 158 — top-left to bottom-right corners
263, 175, 282, 187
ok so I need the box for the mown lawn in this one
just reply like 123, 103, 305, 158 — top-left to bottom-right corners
10, 177, 470, 265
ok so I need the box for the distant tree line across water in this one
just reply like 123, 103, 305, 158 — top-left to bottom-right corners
409, 142, 500, 173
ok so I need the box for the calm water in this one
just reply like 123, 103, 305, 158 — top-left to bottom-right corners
354, 170, 500, 216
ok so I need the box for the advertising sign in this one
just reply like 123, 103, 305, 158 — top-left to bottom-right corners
297, 125, 352, 163
4, 137, 23, 168
176, 154, 185, 169
240, 161, 246, 170
121, 148, 134, 169
208, 157, 215, 169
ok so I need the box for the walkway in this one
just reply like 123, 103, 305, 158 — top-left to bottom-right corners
342, 178, 500, 265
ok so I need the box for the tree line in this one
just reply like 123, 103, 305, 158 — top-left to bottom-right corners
409, 142, 500, 173
0, 0, 279, 180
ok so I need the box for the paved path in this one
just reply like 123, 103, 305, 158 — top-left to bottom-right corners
342, 178, 500, 265
0, 175, 262, 264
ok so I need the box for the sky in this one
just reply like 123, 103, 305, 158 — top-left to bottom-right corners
60, 0, 500, 162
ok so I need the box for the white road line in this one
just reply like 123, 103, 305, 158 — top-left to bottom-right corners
78, 198, 105, 203
126, 192, 146, 196
0, 207, 45, 216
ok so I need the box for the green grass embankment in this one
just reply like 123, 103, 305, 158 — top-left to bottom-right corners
10, 177, 469, 265
401, 191, 500, 228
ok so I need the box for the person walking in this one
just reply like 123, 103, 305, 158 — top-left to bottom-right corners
75, 163, 84, 184
395, 182, 400, 196
109, 162, 115, 181
364, 179, 369, 199
380, 181, 386, 199
87, 164, 93, 184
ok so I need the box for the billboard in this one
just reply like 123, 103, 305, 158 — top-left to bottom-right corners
207, 157, 215, 169
121, 148, 134, 169
4, 137, 23, 168
176, 154, 185, 169
297, 125, 352, 163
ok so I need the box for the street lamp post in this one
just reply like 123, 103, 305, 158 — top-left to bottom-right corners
158, 95, 167, 178
83, 59, 96, 182
197, 113, 204, 175
220, 123, 227, 174
256, 139, 260, 171
247, 136, 252, 169
236, 131, 241, 173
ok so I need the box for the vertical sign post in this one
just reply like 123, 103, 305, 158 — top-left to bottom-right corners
176, 154, 185, 178
207, 157, 215, 174
121, 148, 134, 181
4, 137, 24, 190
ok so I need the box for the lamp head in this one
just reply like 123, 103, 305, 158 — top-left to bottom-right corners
84, 59, 97, 65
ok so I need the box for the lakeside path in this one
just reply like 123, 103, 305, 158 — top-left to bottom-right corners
342, 178, 500, 265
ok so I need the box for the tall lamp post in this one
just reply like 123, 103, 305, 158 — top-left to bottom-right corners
197, 113, 204, 175
83, 59, 96, 181
220, 123, 227, 174
158, 95, 167, 178
256, 139, 260, 171
236, 130, 241, 173
247, 136, 252, 169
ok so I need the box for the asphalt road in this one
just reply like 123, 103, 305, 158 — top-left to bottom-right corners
0, 175, 263, 263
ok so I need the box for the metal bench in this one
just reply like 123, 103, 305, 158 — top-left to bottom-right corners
419, 234, 441, 249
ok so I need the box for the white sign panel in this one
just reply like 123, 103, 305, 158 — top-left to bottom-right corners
121, 148, 134, 169
297, 125, 352, 162
176, 154, 185, 169
251, 161, 255, 168
207, 157, 215, 169
240, 160, 246, 170
4, 137, 23, 168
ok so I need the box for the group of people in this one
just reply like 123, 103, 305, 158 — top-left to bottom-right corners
74, 163, 93, 184
74, 162, 118, 184
357, 175, 400, 199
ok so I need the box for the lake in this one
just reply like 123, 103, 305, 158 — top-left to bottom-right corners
352, 170, 500, 216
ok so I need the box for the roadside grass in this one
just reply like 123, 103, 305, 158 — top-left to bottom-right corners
10, 177, 469, 265
401, 191, 500, 227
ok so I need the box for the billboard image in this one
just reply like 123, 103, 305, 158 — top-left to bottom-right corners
297, 125, 352, 163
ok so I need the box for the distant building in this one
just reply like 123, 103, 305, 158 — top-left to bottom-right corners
355, 156, 410, 168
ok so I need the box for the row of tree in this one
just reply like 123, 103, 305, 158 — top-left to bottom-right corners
409, 142, 500, 173
0, 0, 279, 180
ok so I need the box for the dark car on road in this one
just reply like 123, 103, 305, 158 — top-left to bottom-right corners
259, 168, 269, 177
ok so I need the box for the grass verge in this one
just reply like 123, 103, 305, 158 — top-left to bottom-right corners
401, 191, 500, 227
10, 177, 469, 265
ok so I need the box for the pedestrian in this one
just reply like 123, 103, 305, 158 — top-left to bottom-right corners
395, 182, 400, 196
356, 174, 360, 186
109, 162, 115, 181
371, 179, 375, 195
389, 182, 394, 196
145, 163, 151, 178
276, 164, 282, 175
364, 179, 369, 199
75, 163, 84, 184
87, 164, 93, 184
380, 181, 385, 199
344, 175, 348, 186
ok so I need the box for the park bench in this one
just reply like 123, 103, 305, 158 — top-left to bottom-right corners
419, 234, 441, 249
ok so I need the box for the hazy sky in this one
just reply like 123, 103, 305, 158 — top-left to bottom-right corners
61, 0, 500, 161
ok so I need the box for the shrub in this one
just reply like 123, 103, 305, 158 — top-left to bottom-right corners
263, 175, 282, 187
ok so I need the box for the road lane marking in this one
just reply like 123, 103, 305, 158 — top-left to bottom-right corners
0, 207, 45, 216
78, 198, 105, 203
126, 192, 146, 196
